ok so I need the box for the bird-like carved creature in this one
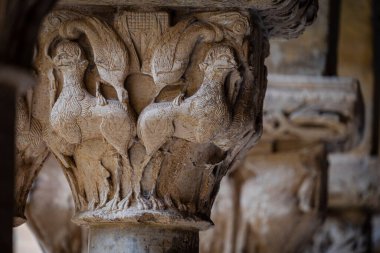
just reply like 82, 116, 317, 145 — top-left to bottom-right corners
50, 41, 136, 209
60, 15, 129, 106
138, 45, 238, 156
142, 17, 224, 100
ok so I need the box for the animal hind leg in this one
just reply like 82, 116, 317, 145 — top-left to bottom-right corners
134, 155, 152, 210
118, 153, 134, 209
105, 154, 121, 210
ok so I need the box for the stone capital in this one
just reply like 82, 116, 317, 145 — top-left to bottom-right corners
34, 8, 267, 223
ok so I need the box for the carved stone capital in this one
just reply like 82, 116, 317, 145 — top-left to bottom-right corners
29, 7, 271, 251
263, 75, 364, 151
24, 0, 319, 251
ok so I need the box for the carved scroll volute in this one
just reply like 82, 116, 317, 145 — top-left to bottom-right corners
33, 9, 268, 231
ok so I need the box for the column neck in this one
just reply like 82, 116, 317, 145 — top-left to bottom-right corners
88, 224, 199, 253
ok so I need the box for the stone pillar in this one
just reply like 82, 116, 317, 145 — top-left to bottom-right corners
27, 1, 317, 252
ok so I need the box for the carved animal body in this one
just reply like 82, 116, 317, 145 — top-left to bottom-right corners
138, 45, 237, 155
60, 16, 130, 104
50, 42, 136, 157
144, 17, 224, 96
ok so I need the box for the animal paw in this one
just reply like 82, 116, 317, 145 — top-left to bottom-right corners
150, 196, 165, 210
173, 200, 188, 212
97, 94, 108, 106
117, 192, 133, 209
105, 197, 120, 210
136, 195, 151, 210
88, 199, 96, 211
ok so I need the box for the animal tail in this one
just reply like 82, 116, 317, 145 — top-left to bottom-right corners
59, 15, 129, 75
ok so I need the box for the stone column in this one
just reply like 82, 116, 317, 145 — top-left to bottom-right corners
28, 1, 317, 252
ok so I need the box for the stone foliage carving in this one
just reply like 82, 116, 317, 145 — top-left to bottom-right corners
14, 94, 49, 226
263, 75, 364, 151
200, 145, 327, 253
32, 9, 268, 228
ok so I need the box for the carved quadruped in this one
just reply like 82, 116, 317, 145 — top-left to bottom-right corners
31, 9, 268, 233
200, 145, 328, 253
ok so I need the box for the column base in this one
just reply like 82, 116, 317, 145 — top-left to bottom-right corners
88, 224, 199, 253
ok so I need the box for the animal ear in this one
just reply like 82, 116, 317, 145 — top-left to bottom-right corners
199, 62, 208, 72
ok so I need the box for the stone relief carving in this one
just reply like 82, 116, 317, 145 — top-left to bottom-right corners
262, 75, 364, 151
200, 146, 327, 253
31, 9, 268, 229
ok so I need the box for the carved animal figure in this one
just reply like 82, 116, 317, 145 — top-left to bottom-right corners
143, 17, 224, 99
60, 16, 129, 106
138, 45, 238, 155
50, 41, 136, 209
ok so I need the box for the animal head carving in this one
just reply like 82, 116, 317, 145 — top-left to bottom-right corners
53, 40, 88, 71
59, 16, 129, 86
200, 45, 238, 73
